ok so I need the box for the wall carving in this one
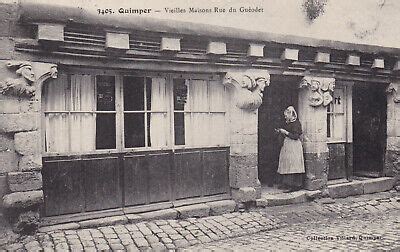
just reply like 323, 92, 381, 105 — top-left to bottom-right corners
299, 76, 335, 107
0, 61, 57, 99
223, 70, 270, 110
0, 62, 36, 98
386, 82, 400, 103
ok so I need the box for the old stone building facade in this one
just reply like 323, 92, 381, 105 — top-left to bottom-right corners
0, 2, 398, 232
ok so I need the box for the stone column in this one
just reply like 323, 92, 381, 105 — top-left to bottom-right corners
298, 76, 335, 190
223, 69, 270, 202
0, 60, 57, 233
385, 82, 400, 185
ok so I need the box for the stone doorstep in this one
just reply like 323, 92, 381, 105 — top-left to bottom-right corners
363, 177, 396, 194
259, 177, 396, 207
328, 177, 396, 199
328, 181, 364, 199
259, 187, 326, 207
262, 191, 309, 207
37, 200, 237, 232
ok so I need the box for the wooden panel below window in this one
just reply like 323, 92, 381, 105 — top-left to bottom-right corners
123, 154, 148, 206
42, 159, 84, 216
83, 157, 121, 211
148, 153, 172, 203
174, 151, 203, 200
346, 143, 353, 178
203, 150, 229, 196
42, 147, 229, 217
328, 143, 346, 180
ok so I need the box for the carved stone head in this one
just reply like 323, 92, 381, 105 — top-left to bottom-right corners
16, 62, 36, 83
242, 70, 270, 92
223, 69, 270, 110
255, 75, 270, 93
50, 66, 58, 79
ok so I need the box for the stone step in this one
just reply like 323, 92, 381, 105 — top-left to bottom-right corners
363, 177, 396, 194
38, 199, 237, 232
328, 181, 364, 199
259, 177, 396, 206
262, 191, 308, 207
328, 177, 395, 199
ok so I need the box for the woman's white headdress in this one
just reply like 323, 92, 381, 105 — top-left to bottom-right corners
285, 106, 297, 122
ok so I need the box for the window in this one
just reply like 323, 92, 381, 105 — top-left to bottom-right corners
123, 76, 169, 148
43, 70, 227, 154
96, 76, 116, 149
327, 86, 346, 142
173, 78, 226, 147
44, 73, 97, 153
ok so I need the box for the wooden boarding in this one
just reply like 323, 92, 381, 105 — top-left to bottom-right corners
203, 150, 230, 196
328, 143, 347, 180
83, 157, 121, 211
173, 150, 203, 200
42, 147, 230, 217
42, 159, 84, 216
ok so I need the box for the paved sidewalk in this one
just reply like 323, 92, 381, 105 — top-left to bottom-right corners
2, 191, 400, 251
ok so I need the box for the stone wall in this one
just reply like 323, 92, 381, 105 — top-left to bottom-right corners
385, 81, 400, 185
223, 70, 270, 203
0, 1, 41, 209
0, 60, 57, 233
229, 106, 260, 202
298, 76, 334, 190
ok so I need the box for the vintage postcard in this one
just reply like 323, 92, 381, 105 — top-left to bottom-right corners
0, 0, 399, 250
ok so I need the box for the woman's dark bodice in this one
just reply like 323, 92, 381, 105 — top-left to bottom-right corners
283, 120, 302, 140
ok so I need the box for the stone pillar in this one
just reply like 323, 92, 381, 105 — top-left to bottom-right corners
298, 76, 335, 191
0, 60, 57, 233
223, 69, 270, 202
385, 82, 400, 185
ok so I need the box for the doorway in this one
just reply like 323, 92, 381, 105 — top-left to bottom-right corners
258, 75, 300, 186
353, 82, 387, 177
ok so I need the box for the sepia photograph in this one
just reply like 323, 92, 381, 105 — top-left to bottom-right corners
0, 0, 399, 250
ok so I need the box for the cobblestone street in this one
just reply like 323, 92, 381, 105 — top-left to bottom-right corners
189, 210, 400, 251
2, 191, 400, 251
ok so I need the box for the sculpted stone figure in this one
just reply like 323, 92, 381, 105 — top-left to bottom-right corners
0, 61, 36, 98
386, 82, 400, 103
224, 70, 270, 110
299, 76, 335, 107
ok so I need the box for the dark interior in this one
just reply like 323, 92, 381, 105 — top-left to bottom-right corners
258, 75, 300, 186
353, 82, 387, 176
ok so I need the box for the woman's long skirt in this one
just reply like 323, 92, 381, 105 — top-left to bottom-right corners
277, 137, 305, 188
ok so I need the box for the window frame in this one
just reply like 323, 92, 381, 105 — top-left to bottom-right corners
95, 74, 119, 151
170, 74, 228, 149
42, 68, 228, 157
327, 85, 348, 143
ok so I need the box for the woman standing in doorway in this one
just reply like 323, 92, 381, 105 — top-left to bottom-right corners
275, 106, 305, 192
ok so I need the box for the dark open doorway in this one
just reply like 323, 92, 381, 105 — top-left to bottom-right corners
353, 82, 387, 177
258, 75, 300, 186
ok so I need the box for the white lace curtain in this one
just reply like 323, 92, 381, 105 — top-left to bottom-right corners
184, 79, 226, 146
149, 77, 168, 147
209, 80, 226, 146
43, 75, 226, 153
44, 74, 96, 153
